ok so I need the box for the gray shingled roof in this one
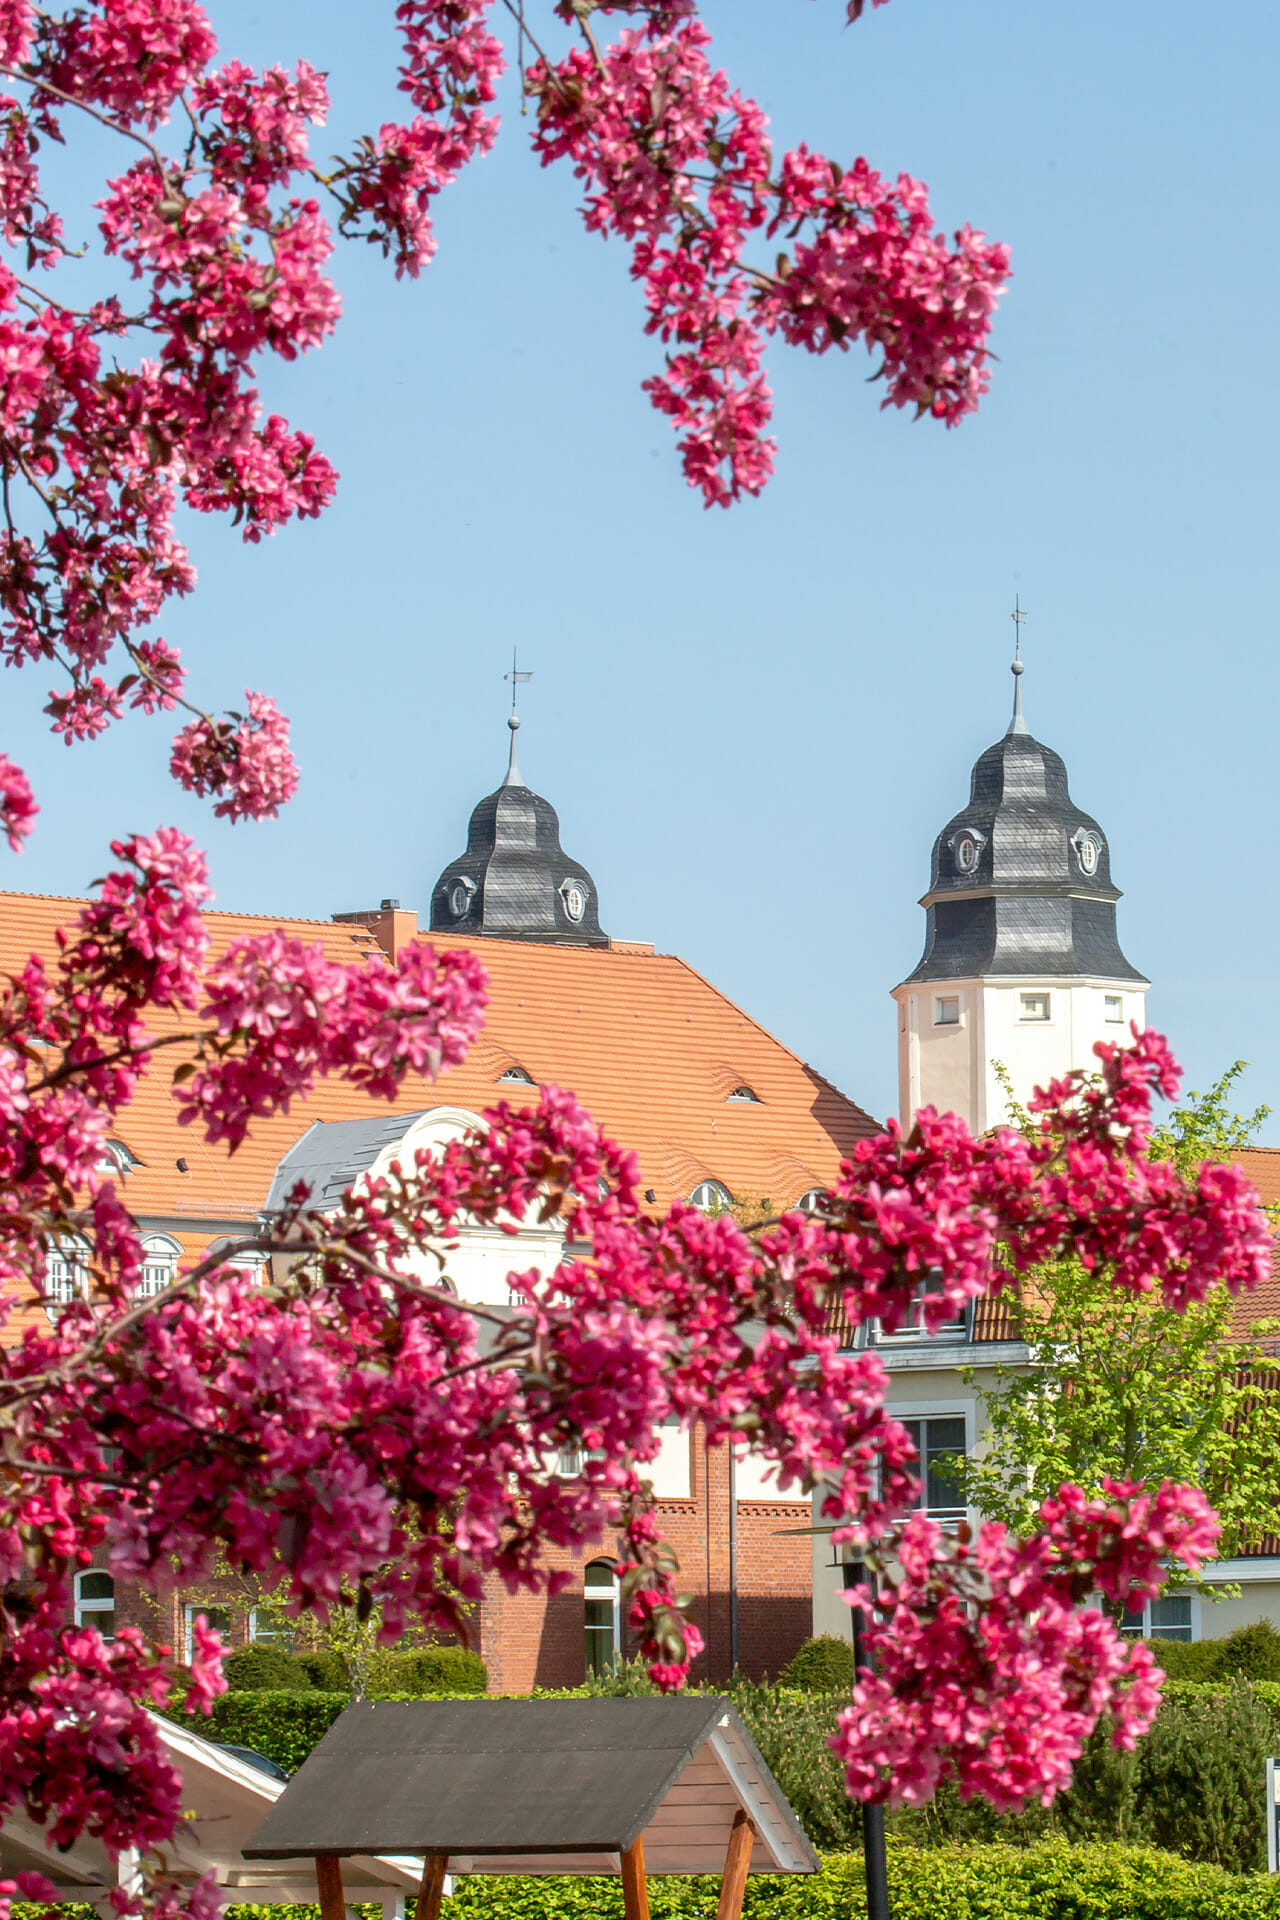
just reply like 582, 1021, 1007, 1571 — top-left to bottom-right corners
264, 1113, 428, 1213
242, 1698, 818, 1876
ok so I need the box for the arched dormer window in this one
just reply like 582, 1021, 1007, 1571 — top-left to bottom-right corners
797, 1188, 828, 1216
138, 1233, 181, 1299
690, 1180, 732, 1213
497, 1065, 536, 1087
584, 1558, 620, 1677
725, 1085, 760, 1104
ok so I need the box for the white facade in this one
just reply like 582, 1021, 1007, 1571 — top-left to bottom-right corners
893, 973, 1148, 1131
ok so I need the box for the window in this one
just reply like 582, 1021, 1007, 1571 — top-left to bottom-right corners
74, 1570, 115, 1640
249, 1608, 294, 1650
182, 1603, 232, 1665
690, 1180, 732, 1212
497, 1065, 535, 1086
797, 1188, 827, 1216
725, 1085, 760, 1104
137, 1233, 181, 1299
901, 1416, 967, 1525
934, 996, 960, 1026
45, 1238, 89, 1319
101, 1138, 141, 1177
1019, 992, 1051, 1023
1105, 994, 1124, 1024
1121, 1595, 1194, 1642
877, 1277, 967, 1342
584, 1559, 620, 1677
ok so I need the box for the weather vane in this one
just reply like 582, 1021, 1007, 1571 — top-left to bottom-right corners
1011, 595, 1027, 661
504, 647, 532, 716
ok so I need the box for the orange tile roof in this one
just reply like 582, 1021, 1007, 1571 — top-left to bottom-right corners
0, 896, 878, 1241
1233, 1148, 1280, 1344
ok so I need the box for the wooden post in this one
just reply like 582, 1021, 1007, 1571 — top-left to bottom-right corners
620, 1834, 650, 1920
414, 1854, 450, 1920
715, 1810, 755, 1920
315, 1856, 346, 1920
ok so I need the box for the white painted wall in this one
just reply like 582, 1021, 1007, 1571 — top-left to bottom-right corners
893, 976, 1147, 1131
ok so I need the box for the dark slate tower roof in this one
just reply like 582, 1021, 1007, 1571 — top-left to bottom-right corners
904, 656, 1146, 985
430, 711, 608, 947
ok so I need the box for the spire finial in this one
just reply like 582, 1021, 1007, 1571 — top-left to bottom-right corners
1008, 597, 1028, 736
502, 648, 533, 787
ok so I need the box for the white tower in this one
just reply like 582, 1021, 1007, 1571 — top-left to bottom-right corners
892, 649, 1148, 1132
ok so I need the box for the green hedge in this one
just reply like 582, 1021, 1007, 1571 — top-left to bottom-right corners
437, 1846, 1280, 1919
216, 1644, 488, 1696
1157, 1622, 1280, 1685
190, 1845, 1280, 1920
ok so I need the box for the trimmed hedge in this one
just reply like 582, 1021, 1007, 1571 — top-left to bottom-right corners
777, 1636, 854, 1693
185, 1845, 1280, 1920
1158, 1621, 1280, 1685
438, 1846, 1280, 1919
214, 1643, 488, 1696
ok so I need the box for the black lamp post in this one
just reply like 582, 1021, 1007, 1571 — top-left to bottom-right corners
841, 1551, 891, 1920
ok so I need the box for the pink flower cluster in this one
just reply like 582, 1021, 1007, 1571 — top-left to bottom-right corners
833, 1480, 1220, 1810
525, 8, 1008, 504
170, 691, 299, 821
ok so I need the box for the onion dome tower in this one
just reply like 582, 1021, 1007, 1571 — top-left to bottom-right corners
429, 696, 608, 947
892, 645, 1147, 1131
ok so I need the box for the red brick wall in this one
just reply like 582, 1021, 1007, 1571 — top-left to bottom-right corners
477, 1428, 812, 1693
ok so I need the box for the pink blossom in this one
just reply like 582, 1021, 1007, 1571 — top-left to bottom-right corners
170, 692, 298, 820
0, 754, 35, 850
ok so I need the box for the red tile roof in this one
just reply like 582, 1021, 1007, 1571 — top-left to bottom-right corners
0, 895, 878, 1242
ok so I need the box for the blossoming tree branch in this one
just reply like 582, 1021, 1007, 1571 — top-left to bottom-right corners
0, 4, 1265, 1920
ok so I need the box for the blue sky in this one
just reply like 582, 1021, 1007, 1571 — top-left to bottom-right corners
7, 1, 1280, 1137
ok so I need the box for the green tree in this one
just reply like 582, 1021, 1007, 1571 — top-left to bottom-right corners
955, 1066, 1280, 1606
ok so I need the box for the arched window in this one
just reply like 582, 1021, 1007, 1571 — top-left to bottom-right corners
45, 1237, 90, 1320
138, 1233, 181, 1299
74, 1570, 115, 1640
797, 1188, 827, 1216
497, 1065, 536, 1086
584, 1559, 620, 1677
689, 1180, 732, 1213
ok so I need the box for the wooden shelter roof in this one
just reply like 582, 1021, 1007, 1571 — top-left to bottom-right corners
242, 1697, 818, 1877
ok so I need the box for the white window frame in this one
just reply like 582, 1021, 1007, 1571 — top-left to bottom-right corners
182, 1602, 232, 1665
1121, 1591, 1201, 1642
137, 1232, 181, 1299
933, 995, 961, 1027
690, 1180, 732, 1213
584, 1558, 621, 1676
45, 1236, 90, 1321
74, 1569, 116, 1640
1019, 991, 1052, 1023
248, 1608, 294, 1649
1104, 994, 1125, 1024
889, 1396, 978, 1535
875, 1276, 968, 1344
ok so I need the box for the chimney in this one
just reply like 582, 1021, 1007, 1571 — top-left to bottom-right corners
333, 897, 420, 960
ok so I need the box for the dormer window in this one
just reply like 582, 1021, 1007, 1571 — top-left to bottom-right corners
690, 1180, 732, 1213
725, 1085, 759, 1104
100, 1138, 141, 1177
497, 1065, 536, 1086
797, 1188, 827, 1216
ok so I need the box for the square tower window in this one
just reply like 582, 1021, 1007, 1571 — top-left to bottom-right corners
934, 996, 960, 1026
1019, 992, 1051, 1023
1104, 994, 1124, 1023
